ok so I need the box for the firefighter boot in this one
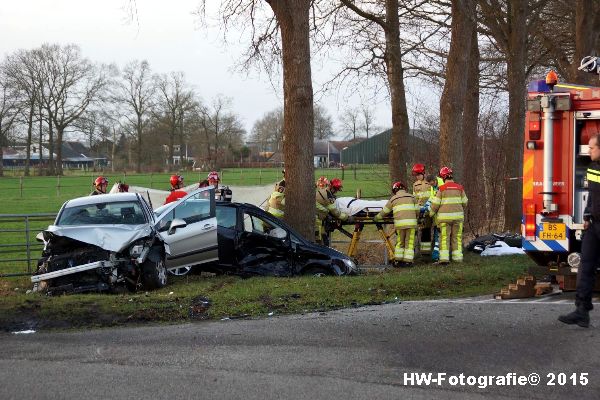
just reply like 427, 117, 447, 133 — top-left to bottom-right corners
558, 306, 590, 328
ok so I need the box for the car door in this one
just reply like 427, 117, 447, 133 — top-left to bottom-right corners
155, 188, 218, 269
236, 210, 292, 276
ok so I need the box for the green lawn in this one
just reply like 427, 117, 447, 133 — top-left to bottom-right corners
0, 253, 535, 331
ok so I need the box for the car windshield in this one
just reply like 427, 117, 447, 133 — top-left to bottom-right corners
57, 200, 147, 226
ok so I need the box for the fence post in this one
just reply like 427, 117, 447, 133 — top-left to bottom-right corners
19, 176, 23, 198
150, 173, 153, 189
259, 168, 262, 185
57, 175, 60, 196
25, 216, 31, 274
353, 164, 357, 180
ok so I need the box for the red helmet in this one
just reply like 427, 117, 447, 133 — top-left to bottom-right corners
439, 166, 453, 180
170, 175, 184, 187
94, 176, 108, 188
392, 181, 406, 192
207, 171, 220, 182
412, 163, 425, 176
330, 178, 343, 191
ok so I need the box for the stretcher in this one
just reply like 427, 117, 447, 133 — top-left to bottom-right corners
331, 197, 397, 259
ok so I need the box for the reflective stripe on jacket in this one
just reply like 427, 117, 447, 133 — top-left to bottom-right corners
429, 180, 468, 222
316, 188, 348, 221
412, 180, 432, 206
374, 189, 418, 228
585, 163, 600, 219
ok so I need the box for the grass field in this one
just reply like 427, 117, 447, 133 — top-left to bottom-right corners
0, 253, 535, 332
0, 168, 532, 332
0, 166, 392, 214
0, 166, 394, 275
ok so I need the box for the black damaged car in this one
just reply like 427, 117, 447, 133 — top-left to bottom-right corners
207, 202, 358, 276
154, 201, 358, 277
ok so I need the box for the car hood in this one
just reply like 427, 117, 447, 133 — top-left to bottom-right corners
44, 224, 153, 253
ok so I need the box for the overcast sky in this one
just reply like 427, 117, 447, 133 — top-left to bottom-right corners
0, 0, 438, 139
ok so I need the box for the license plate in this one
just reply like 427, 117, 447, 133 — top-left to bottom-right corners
539, 223, 566, 240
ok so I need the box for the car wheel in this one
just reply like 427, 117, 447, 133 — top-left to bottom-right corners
168, 266, 192, 276
303, 267, 330, 277
142, 258, 168, 290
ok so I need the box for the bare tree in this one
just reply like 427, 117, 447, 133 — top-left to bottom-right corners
336, 0, 412, 183
313, 104, 334, 140
360, 104, 377, 138
0, 68, 21, 177
114, 60, 155, 173
205, 0, 315, 239
154, 71, 194, 169
534, 0, 600, 84
339, 106, 360, 140
250, 107, 284, 154
3, 49, 41, 176
199, 95, 245, 168
34, 43, 108, 175
479, 0, 548, 230
438, 0, 476, 175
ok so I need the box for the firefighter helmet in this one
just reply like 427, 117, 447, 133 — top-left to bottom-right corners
412, 163, 425, 176
207, 171, 220, 182
330, 178, 343, 191
316, 176, 329, 188
94, 176, 108, 188
170, 174, 184, 188
439, 166, 453, 180
392, 181, 406, 193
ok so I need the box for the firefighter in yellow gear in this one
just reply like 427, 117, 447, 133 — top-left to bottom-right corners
412, 163, 432, 255
316, 178, 351, 245
266, 181, 285, 219
425, 174, 441, 262
428, 167, 468, 264
374, 181, 419, 266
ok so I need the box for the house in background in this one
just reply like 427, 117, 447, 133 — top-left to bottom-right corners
2, 141, 107, 169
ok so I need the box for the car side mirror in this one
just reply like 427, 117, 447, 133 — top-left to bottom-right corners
168, 218, 187, 235
291, 241, 297, 252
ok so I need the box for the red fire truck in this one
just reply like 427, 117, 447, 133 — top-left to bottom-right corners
522, 57, 600, 288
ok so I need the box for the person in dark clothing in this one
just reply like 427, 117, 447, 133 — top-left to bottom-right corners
559, 133, 600, 328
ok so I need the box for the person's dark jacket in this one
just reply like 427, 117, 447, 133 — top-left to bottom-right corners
584, 161, 600, 220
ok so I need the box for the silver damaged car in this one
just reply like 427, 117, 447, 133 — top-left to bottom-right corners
32, 188, 217, 294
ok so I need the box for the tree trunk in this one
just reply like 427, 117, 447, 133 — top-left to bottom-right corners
462, 26, 480, 230
439, 0, 475, 177
47, 117, 54, 175
268, 0, 315, 240
136, 117, 142, 173
56, 126, 64, 175
25, 103, 34, 177
385, 0, 410, 184
111, 127, 116, 173
38, 105, 43, 176
503, 0, 528, 231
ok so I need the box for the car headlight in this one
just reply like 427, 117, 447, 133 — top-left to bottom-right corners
342, 258, 357, 272
129, 244, 144, 257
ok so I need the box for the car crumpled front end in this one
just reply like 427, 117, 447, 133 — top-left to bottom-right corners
32, 228, 158, 295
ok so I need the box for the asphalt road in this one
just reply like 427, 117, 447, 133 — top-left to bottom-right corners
1, 297, 599, 400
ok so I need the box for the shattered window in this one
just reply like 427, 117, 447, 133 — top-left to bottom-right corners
242, 213, 287, 239
216, 206, 237, 229
58, 201, 147, 226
